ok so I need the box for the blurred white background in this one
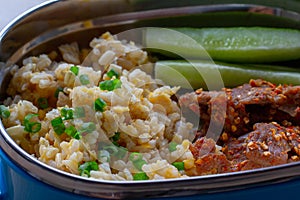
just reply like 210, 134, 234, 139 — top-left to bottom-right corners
0, 0, 46, 30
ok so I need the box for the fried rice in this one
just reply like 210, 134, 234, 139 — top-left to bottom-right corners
1, 32, 197, 181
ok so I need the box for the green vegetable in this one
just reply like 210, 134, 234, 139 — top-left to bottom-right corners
54, 87, 64, 98
0, 105, 10, 118
110, 132, 121, 146
129, 152, 147, 171
133, 172, 149, 181
61, 108, 73, 120
155, 60, 300, 90
94, 98, 107, 112
37, 97, 49, 109
65, 125, 81, 139
107, 69, 120, 78
168, 141, 178, 152
79, 74, 90, 85
99, 79, 121, 91
172, 162, 185, 171
145, 27, 300, 63
24, 113, 41, 133
78, 161, 99, 177
51, 117, 65, 135
134, 160, 147, 171
70, 66, 79, 75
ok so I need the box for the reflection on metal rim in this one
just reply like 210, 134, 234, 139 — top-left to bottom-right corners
3, 3, 300, 66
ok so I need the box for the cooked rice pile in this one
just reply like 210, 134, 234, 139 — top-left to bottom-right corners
1, 32, 197, 181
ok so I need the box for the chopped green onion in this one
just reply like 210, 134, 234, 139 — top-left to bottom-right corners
110, 132, 120, 146
79, 74, 90, 85
129, 152, 143, 162
24, 113, 41, 133
168, 141, 178, 152
107, 69, 119, 78
133, 160, 147, 171
65, 125, 81, 139
73, 132, 81, 140
98, 150, 110, 163
80, 122, 96, 133
99, 79, 121, 91
37, 97, 49, 109
94, 98, 107, 112
54, 87, 64, 98
172, 162, 185, 171
0, 105, 10, 118
111, 132, 120, 142
133, 172, 149, 181
61, 108, 73, 120
51, 117, 65, 135
70, 66, 79, 76
78, 161, 99, 177
74, 107, 85, 118
129, 152, 147, 171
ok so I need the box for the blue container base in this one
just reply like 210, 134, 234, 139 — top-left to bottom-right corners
1, 148, 300, 200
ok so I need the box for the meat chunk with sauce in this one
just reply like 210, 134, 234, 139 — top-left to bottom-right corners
223, 122, 298, 171
180, 79, 300, 138
189, 137, 232, 175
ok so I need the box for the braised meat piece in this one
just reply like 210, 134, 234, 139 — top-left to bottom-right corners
244, 122, 291, 166
222, 122, 300, 172
184, 80, 300, 174
180, 79, 300, 138
189, 137, 232, 175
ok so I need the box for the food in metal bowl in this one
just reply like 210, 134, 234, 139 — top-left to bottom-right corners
0, 32, 195, 181
2, 26, 300, 182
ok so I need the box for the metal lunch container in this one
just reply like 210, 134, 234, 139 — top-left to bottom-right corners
1, 0, 300, 199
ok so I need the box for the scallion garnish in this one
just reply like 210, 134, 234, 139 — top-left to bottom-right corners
99, 79, 121, 91
134, 160, 147, 171
0, 105, 10, 118
54, 87, 64, 98
37, 97, 49, 109
129, 152, 147, 171
94, 98, 106, 112
65, 125, 81, 139
79, 74, 90, 85
133, 172, 149, 181
61, 107, 73, 120
110, 132, 121, 146
24, 113, 41, 133
111, 132, 120, 142
70, 66, 79, 76
168, 141, 178, 152
78, 161, 99, 177
172, 162, 185, 171
107, 69, 119, 78
51, 117, 65, 135
129, 152, 143, 162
